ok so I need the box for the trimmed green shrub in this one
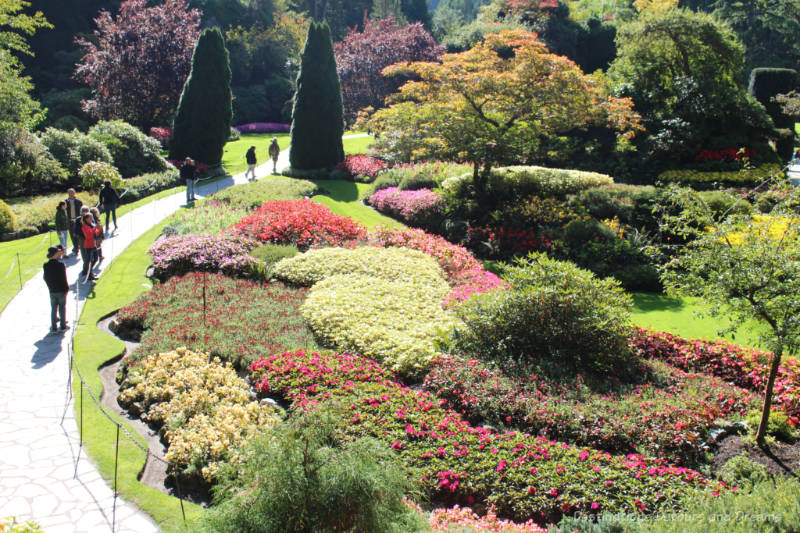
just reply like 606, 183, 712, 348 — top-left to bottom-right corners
118, 169, 181, 202
6, 191, 96, 233
367, 173, 402, 197
657, 164, 784, 188
748, 68, 798, 160
697, 190, 753, 218
199, 408, 424, 533
719, 455, 769, 489
0, 127, 68, 197
249, 244, 298, 266
0, 199, 16, 233
450, 252, 635, 377
289, 21, 345, 170
443, 166, 614, 200
568, 184, 662, 231
39, 127, 113, 174
209, 178, 317, 209
77, 161, 122, 191
398, 172, 438, 191
89, 120, 169, 178
170, 28, 233, 166
745, 409, 796, 442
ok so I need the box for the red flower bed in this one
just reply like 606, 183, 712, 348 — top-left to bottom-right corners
335, 154, 388, 179
231, 199, 368, 250
695, 147, 755, 162
629, 328, 800, 426
423, 355, 755, 465
467, 226, 553, 257
250, 349, 721, 524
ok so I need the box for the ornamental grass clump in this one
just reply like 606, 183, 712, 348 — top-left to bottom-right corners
249, 349, 722, 524
148, 233, 260, 281
273, 246, 447, 287
117, 347, 280, 483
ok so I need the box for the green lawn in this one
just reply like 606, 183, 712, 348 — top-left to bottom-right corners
630, 292, 767, 348
310, 180, 403, 229
343, 135, 374, 156
0, 186, 181, 313
73, 220, 202, 532
221, 133, 290, 175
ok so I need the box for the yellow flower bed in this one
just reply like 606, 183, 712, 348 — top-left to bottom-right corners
724, 215, 799, 246
118, 347, 280, 482
301, 273, 461, 377
273, 246, 447, 287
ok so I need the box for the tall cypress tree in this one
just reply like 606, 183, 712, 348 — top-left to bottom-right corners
170, 27, 232, 166
289, 21, 344, 170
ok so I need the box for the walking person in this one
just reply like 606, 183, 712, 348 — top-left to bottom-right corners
80, 213, 101, 283
180, 157, 196, 204
55, 201, 69, 250
268, 138, 280, 174
90, 206, 104, 266
65, 189, 83, 255
43, 245, 69, 333
98, 179, 120, 234
245, 146, 257, 181
73, 206, 90, 272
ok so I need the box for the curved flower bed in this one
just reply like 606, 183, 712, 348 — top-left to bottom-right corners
250, 349, 722, 524
232, 199, 368, 250
148, 234, 259, 281
630, 328, 800, 426
368, 186, 445, 225
335, 154, 388, 180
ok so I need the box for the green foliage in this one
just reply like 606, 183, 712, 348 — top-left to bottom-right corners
162, 201, 249, 236
170, 27, 233, 166
0, 198, 16, 233
39, 128, 113, 174
289, 21, 344, 170
5, 190, 95, 233
88, 120, 169, 178
118, 170, 182, 202
249, 243, 298, 266
367, 173, 402, 197
0, 127, 68, 197
209, 177, 317, 209
439, 17, 528, 52
696, 190, 753, 218
568, 184, 663, 232
77, 161, 122, 191
719, 454, 769, 489
745, 409, 795, 442
657, 164, 784, 189
39, 88, 91, 131
200, 408, 424, 533
451, 252, 635, 377
0, 516, 44, 533
748, 68, 798, 159
0, 49, 44, 132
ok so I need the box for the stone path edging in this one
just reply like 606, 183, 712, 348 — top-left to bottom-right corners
0, 153, 289, 532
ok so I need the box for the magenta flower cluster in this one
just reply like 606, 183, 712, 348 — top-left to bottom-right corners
148, 234, 259, 281
232, 122, 290, 133
443, 268, 510, 308
368, 187, 444, 225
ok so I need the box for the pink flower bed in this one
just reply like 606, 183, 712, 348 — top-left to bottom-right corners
335, 154, 388, 179
414, 502, 547, 532
443, 268, 510, 308
232, 199, 368, 250
148, 126, 172, 147
233, 122, 290, 133
148, 234, 259, 281
368, 187, 445, 225
630, 327, 800, 426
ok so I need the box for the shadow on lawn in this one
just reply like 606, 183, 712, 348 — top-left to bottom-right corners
632, 292, 684, 312
311, 179, 359, 202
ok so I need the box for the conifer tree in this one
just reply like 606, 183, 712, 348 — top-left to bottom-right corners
289, 21, 344, 170
170, 27, 232, 166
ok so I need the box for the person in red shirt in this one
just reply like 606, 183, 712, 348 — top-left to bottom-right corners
80, 213, 102, 283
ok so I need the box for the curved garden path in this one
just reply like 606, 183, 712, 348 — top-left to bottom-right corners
0, 151, 292, 532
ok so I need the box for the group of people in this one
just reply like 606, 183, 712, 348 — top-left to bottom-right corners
244, 137, 281, 181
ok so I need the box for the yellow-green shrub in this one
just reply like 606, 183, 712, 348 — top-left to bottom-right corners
658, 164, 783, 187
0, 199, 16, 233
442, 165, 614, 199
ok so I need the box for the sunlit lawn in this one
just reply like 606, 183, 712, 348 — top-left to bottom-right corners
222, 133, 290, 175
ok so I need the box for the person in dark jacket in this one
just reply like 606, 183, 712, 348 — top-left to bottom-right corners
180, 157, 196, 204
245, 146, 257, 181
55, 201, 69, 250
43, 245, 69, 332
65, 188, 83, 255
98, 180, 120, 233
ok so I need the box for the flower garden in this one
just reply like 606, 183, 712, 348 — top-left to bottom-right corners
103, 165, 800, 532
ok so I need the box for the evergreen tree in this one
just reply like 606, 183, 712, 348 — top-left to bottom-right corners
170, 27, 232, 165
289, 21, 344, 170
402, 0, 431, 27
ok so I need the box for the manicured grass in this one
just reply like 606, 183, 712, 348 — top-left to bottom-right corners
72, 220, 202, 532
343, 134, 374, 155
630, 292, 767, 348
310, 180, 403, 229
222, 133, 290, 176
0, 186, 181, 313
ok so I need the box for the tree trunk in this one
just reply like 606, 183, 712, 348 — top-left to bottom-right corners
756, 346, 783, 446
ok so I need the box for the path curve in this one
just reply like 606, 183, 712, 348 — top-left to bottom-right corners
0, 154, 289, 532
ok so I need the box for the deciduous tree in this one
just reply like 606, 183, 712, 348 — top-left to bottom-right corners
360, 30, 640, 194
74, 0, 201, 130
334, 16, 442, 123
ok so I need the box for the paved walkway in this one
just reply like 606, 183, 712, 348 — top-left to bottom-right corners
0, 154, 288, 532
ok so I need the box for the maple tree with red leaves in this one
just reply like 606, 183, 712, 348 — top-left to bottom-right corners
75, 0, 201, 131
334, 15, 443, 123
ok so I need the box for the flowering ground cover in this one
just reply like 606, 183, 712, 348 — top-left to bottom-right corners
630, 328, 800, 426
163, 201, 250, 236
231, 199, 368, 250
148, 234, 260, 281
250, 349, 722, 524
334, 154, 388, 181
118, 347, 280, 484
116, 273, 320, 370
424, 355, 756, 465
368, 186, 445, 226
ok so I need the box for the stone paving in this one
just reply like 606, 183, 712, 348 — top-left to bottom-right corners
0, 152, 292, 532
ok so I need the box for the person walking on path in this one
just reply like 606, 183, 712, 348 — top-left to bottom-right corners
245, 146, 257, 181
268, 138, 280, 174
90, 206, 104, 266
43, 245, 69, 333
80, 213, 101, 283
180, 157, 197, 204
55, 201, 69, 250
73, 206, 90, 270
65, 189, 83, 255
98, 179, 120, 234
